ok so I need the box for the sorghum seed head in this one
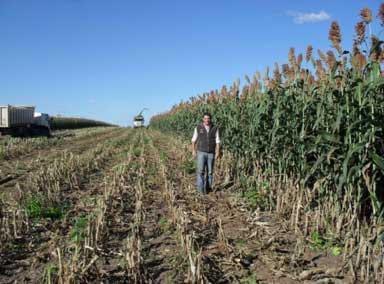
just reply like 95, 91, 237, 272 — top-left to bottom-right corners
360, 7, 373, 23
329, 21, 342, 50
297, 53, 303, 67
379, 3, 384, 26
305, 45, 313, 62
355, 21, 366, 44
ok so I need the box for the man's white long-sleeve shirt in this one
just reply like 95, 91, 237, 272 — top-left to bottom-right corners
191, 125, 221, 144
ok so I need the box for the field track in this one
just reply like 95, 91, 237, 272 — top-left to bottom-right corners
0, 128, 352, 283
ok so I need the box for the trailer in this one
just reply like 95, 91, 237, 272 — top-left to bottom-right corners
0, 105, 51, 137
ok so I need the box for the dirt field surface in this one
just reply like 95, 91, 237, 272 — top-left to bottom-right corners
0, 128, 354, 283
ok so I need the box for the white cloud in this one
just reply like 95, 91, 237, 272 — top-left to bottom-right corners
286, 10, 331, 24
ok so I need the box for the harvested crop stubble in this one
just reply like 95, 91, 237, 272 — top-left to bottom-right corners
0, 127, 118, 161
0, 129, 135, 283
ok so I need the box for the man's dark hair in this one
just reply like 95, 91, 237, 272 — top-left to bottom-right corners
203, 112, 212, 119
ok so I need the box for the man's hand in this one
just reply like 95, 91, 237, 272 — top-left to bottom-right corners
215, 144, 221, 160
192, 142, 197, 158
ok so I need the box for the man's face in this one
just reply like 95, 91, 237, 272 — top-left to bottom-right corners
203, 115, 211, 126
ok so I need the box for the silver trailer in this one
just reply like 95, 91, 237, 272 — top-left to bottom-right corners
0, 105, 35, 128
0, 105, 51, 137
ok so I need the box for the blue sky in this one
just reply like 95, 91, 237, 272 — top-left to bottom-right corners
0, 0, 382, 125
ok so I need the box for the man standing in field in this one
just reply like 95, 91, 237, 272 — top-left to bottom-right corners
191, 113, 221, 194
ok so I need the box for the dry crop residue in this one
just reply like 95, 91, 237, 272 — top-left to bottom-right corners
0, 129, 353, 283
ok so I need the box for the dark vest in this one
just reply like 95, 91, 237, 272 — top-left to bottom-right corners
196, 124, 218, 153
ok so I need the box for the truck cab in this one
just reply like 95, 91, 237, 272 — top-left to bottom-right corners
33, 112, 51, 129
133, 114, 145, 128
33, 112, 52, 136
